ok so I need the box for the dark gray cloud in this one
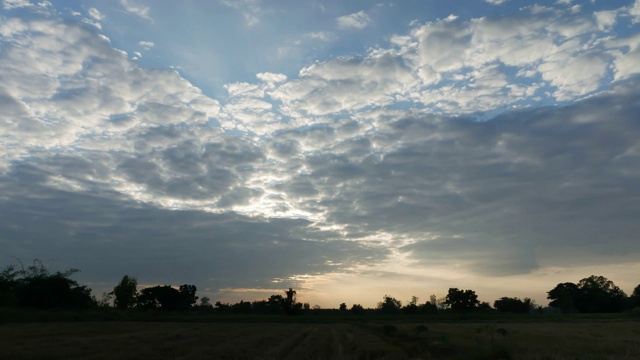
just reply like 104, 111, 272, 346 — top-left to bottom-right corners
282, 79, 640, 275
0, 162, 388, 294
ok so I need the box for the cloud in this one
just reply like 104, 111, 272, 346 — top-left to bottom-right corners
271, 53, 417, 116
0, 17, 221, 180
218, 0, 262, 27
486, 0, 509, 5
0, 13, 387, 296
630, 0, 640, 23
303, 31, 333, 42
256, 72, 287, 84
0, 163, 387, 294
87, 7, 104, 21
119, 0, 152, 21
594, 10, 618, 31
138, 40, 154, 50
336, 10, 371, 30
278, 80, 640, 275
204, 3, 637, 121
3, 0, 31, 9
2, 1, 640, 304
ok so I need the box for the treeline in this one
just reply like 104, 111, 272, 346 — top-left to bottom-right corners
1, 260, 640, 316
0, 261, 199, 311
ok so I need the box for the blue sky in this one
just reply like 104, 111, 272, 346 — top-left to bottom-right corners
1, 0, 640, 307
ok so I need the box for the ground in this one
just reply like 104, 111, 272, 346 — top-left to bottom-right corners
1, 319, 640, 359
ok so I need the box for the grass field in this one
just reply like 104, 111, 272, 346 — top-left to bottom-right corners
1, 319, 639, 359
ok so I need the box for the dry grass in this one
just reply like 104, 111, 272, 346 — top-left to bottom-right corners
0, 320, 639, 359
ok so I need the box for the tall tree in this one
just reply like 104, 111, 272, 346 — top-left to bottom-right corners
547, 282, 579, 313
282, 288, 301, 315
403, 296, 419, 314
630, 284, 640, 309
445, 288, 479, 312
111, 275, 138, 309
548, 276, 627, 313
178, 284, 198, 309
137, 285, 179, 310
377, 295, 402, 314
576, 275, 626, 313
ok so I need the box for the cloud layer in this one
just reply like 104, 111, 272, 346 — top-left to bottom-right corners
1, 0, 640, 303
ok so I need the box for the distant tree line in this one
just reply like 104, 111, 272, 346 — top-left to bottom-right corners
2, 260, 640, 316
212, 288, 303, 315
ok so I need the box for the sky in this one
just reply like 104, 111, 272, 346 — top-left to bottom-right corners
1, 0, 639, 308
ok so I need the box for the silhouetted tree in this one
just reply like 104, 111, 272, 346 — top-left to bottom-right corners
377, 295, 402, 314
231, 300, 252, 314
268, 294, 285, 313
1, 259, 95, 309
576, 275, 626, 313
214, 301, 231, 313
350, 304, 364, 314
494, 297, 534, 313
548, 276, 627, 313
547, 282, 579, 313
284, 288, 296, 309
445, 288, 479, 312
178, 284, 198, 309
477, 301, 493, 311
199, 296, 212, 308
111, 275, 138, 309
630, 284, 640, 309
137, 285, 179, 310
339, 302, 347, 311
403, 296, 419, 315
419, 294, 438, 314
282, 288, 302, 315
137, 284, 196, 311
0, 264, 19, 307
420, 301, 438, 314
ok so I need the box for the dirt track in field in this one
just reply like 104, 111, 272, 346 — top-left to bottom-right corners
1, 321, 639, 359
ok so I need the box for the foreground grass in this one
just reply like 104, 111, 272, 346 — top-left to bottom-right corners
1, 319, 639, 359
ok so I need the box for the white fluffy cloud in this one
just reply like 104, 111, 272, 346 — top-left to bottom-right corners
138, 40, 154, 50
271, 53, 417, 116
3, 0, 31, 10
119, 0, 152, 21
266, 4, 638, 116
0, 18, 223, 191
88, 7, 103, 21
336, 10, 371, 30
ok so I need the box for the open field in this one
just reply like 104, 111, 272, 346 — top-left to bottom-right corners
1, 320, 639, 359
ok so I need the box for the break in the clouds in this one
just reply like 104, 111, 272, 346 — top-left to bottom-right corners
1, 0, 640, 306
